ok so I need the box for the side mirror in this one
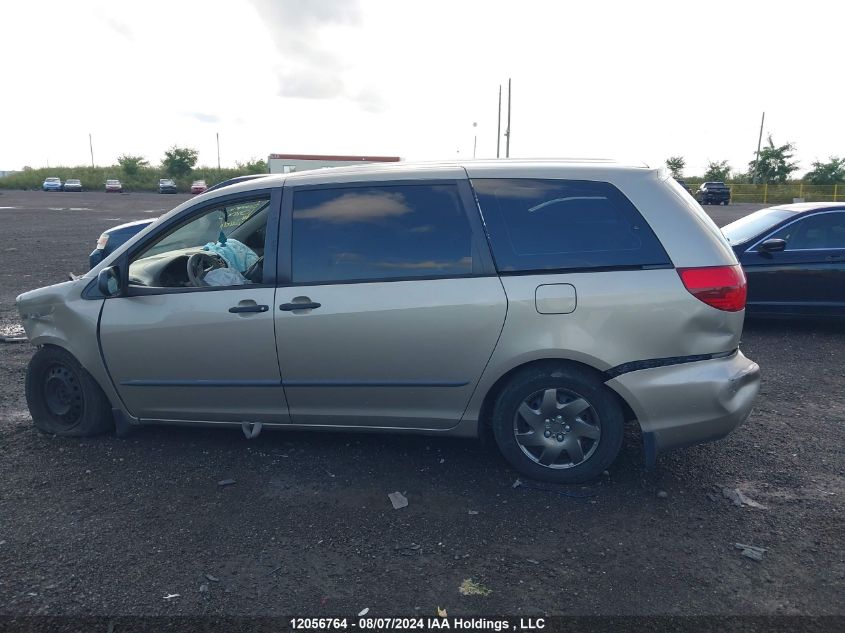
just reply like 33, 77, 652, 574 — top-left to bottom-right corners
758, 238, 787, 253
97, 266, 122, 297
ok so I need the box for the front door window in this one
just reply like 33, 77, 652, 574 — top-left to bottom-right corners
128, 197, 270, 288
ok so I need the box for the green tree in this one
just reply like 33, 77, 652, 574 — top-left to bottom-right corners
236, 158, 268, 174
665, 156, 685, 178
117, 154, 149, 176
802, 157, 845, 184
749, 135, 799, 183
703, 160, 731, 182
161, 146, 199, 179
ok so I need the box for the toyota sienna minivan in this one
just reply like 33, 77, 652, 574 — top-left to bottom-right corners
16, 160, 760, 483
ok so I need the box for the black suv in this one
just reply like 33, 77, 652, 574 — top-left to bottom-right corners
696, 182, 731, 205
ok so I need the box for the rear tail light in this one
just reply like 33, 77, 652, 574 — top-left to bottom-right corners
677, 265, 747, 312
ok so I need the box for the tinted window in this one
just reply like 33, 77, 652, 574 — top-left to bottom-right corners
769, 212, 845, 250
472, 178, 670, 272
291, 184, 473, 283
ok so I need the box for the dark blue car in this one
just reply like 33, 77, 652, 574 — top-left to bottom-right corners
721, 202, 845, 317
89, 219, 155, 269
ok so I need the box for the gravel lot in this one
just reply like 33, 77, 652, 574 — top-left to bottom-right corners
0, 191, 843, 620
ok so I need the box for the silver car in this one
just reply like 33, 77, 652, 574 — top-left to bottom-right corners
16, 160, 761, 483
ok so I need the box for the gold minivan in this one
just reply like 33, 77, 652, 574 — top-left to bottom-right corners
17, 160, 760, 482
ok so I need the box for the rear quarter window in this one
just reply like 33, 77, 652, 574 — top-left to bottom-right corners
471, 178, 670, 272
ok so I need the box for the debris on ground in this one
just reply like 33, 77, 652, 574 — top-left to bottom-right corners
199, 584, 209, 593
722, 487, 767, 509
217, 479, 236, 487
468, 510, 479, 515
395, 543, 422, 556
163, 594, 180, 600
0, 324, 27, 343
388, 491, 408, 509
437, 606, 448, 617
734, 543, 767, 561
358, 608, 369, 617
657, 490, 669, 499
512, 478, 523, 489
204, 574, 219, 582
526, 559, 540, 565
458, 579, 492, 596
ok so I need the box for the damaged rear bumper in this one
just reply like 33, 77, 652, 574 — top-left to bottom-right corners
605, 350, 760, 466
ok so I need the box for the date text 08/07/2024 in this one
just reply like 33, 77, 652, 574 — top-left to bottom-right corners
289, 616, 547, 631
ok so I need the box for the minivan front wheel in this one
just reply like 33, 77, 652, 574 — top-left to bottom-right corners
26, 346, 113, 436
492, 365, 624, 483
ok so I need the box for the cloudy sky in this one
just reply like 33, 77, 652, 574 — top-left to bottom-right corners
2, 0, 842, 176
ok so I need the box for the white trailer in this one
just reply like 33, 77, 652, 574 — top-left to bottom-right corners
268, 153, 401, 174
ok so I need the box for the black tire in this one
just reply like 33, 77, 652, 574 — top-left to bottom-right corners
491, 364, 624, 483
25, 346, 113, 436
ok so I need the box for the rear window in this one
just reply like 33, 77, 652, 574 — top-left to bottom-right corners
471, 178, 670, 272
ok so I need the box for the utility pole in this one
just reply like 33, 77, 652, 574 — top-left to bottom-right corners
753, 112, 765, 184
89, 133, 94, 167
472, 122, 478, 158
505, 78, 512, 158
496, 85, 502, 158
216, 132, 221, 170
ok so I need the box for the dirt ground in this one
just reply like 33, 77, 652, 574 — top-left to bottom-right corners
0, 191, 843, 621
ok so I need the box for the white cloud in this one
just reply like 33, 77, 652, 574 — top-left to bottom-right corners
0, 0, 843, 174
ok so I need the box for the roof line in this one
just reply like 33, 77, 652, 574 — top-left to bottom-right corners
268, 154, 401, 162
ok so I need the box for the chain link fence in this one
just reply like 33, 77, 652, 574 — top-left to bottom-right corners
725, 184, 841, 204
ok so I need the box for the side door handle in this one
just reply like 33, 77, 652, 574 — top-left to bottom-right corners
826, 254, 844, 261
228, 304, 269, 313
279, 301, 321, 311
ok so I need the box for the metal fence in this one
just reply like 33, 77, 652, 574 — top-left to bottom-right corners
726, 184, 842, 204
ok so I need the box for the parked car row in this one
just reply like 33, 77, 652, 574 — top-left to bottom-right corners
42, 177, 223, 194
42, 177, 122, 193
88, 174, 272, 267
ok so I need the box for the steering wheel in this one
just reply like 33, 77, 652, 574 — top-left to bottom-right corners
187, 252, 227, 287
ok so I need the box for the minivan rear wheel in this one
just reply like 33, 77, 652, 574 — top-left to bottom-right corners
26, 346, 113, 437
491, 365, 624, 483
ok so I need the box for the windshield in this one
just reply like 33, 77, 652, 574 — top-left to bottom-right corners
721, 207, 798, 245
142, 199, 269, 258
46, 178, 59, 182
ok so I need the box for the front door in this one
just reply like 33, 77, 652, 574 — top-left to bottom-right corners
742, 210, 845, 315
274, 178, 507, 430
99, 190, 290, 424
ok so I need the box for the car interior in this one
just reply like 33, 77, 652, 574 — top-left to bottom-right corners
127, 199, 269, 288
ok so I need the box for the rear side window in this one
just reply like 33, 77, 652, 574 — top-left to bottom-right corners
291, 184, 473, 283
472, 178, 670, 272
